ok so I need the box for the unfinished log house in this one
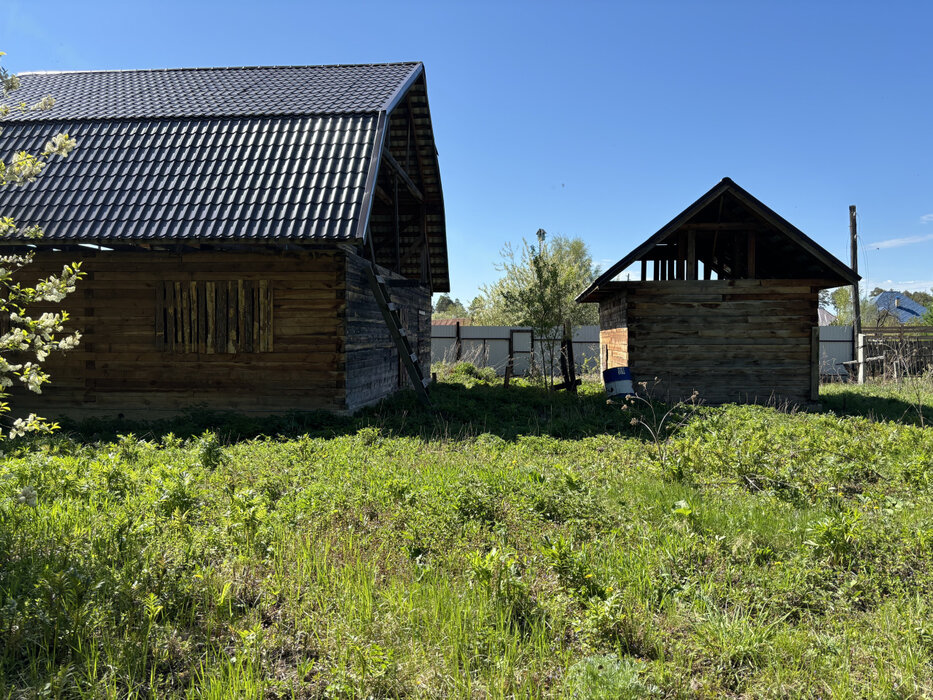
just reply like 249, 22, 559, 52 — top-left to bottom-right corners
577, 178, 859, 404
0, 63, 447, 416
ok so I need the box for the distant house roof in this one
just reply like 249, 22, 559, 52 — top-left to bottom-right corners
818, 307, 837, 326
872, 291, 928, 323
432, 318, 471, 326
578, 178, 859, 303
0, 63, 449, 290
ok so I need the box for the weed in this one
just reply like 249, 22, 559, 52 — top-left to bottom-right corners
469, 547, 540, 633
195, 430, 227, 470
0, 377, 931, 696
805, 507, 866, 567
563, 654, 660, 699
620, 377, 701, 475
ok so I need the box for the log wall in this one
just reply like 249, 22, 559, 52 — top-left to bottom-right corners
598, 280, 824, 404
7, 248, 348, 418
598, 290, 628, 372
344, 251, 431, 412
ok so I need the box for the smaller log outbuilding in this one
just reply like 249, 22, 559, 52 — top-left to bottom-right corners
577, 178, 859, 404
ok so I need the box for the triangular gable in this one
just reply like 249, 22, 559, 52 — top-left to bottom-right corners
577, 178, 859, 302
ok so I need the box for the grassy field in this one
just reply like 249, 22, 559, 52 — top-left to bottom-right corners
2, 364, 933, 698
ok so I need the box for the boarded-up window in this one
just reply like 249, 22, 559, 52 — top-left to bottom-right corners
157, 280, 273, 353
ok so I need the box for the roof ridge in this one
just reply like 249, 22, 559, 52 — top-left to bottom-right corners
19, 62, 421, 76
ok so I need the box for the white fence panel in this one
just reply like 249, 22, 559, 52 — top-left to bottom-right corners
431, 324, 599, 376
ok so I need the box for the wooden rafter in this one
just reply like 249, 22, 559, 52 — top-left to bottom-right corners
374, 184, 393, 206
381, 148, 423, 202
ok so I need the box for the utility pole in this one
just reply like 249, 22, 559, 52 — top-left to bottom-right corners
850, 205, 864, 383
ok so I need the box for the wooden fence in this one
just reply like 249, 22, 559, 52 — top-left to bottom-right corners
860, 326, 933, 380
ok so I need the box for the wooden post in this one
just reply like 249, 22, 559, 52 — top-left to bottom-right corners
850, 205, 862, 376
747, 231, 756, 279
454, 320, 462, 361
810, 326, 820, 401
565, 323, 577, 393
504, 330, 514, 387
732, 232, 742, 278
857, 333, 866, 384
686, 230, 697, 280
677, 235, 686, 280
555, 321, 579, 393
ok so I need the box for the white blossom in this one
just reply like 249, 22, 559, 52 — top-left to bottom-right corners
0, 52, 83, 440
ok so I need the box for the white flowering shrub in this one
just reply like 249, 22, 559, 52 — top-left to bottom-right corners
1, 51, 81, 439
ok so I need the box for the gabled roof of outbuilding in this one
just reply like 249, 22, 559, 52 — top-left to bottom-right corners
578, 178, 859, 303
0, 62, 449, 290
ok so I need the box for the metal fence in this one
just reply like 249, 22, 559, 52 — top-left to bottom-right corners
431, 324, 933, 382
431, 324, 599, 376
819, 325, 854, 378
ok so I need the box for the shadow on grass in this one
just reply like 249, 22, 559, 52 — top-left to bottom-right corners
819, 384, 933, 427
52, 378, 641, 444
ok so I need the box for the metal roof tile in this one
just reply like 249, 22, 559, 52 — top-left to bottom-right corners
0, 66, 446, 268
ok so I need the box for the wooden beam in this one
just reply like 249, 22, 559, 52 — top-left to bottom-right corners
747, 231, 756, 279
732, 232, 742, 278
394, 176, 401, 273
686, 230, 697, 280
374, 184, 393, 206
640, 258, 647, 281
367, 223, 377, 262
421, 202, 433, 293
682, 222, 770, 231
677, 234, 686, 280
382, 149, 424, 202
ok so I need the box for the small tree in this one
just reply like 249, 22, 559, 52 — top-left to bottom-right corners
1, 53, 80, 438
827, 286, 886, 327
478, 230, 598, 385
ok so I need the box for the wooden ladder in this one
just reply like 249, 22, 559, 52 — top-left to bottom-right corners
364, 263, 432, 406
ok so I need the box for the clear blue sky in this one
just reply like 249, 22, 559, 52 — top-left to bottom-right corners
3, 0, 932, 305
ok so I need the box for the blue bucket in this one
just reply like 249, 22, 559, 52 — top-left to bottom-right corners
603, 367, 634, 398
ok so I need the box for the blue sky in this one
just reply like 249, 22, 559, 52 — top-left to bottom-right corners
2, 0, 932, 304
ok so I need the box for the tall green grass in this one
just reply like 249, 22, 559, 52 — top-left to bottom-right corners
1, 369, 932, 697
